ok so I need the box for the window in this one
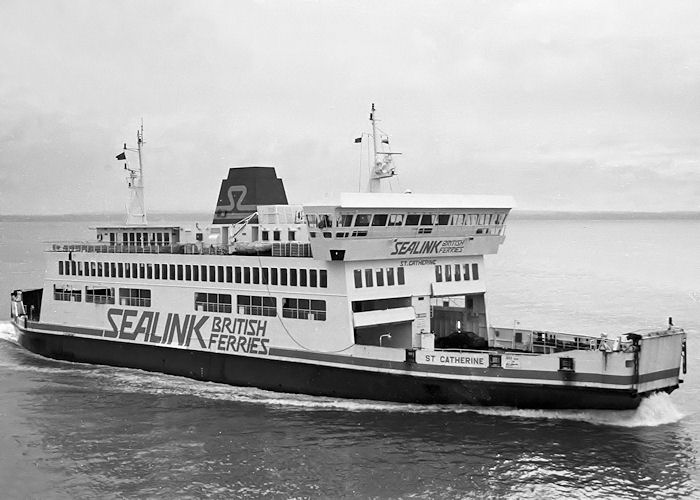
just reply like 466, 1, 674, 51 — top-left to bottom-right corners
405, 214, 420, 226
355, 214, 371, 226
336, 214, 354, 227
119, 288, 151, 307
86, 287, 114, 305
262, 231, 269, 241
288, 231, 296, 241
90, 262, 96, 277
320, 270, 327, 288
318, 214, 333, 229
281, 268, 288, 286
253, 267, 260, 284
235, 266, 241, 283
217, 266, 224, 283
376, 269, 384, 286
58, 261, 64, 275
262, 268, 269, 285
420, 214, 435, 225
282, 298, 326, 321
271, 268, 278, 285
200, 265, 208, 282
177, 264, 184, 281
169, 264, 175, 280
365, 269, 373, 287
238, 295, 277, 316
559, 357, 575, 371
193, 265, 199, 281
437, 214, 450, 225
132, 263, 138, 278
120, 287, 147, 306
354, 269, 363, 288
123, 263, 130, 278
397, 267, 405, 285
244, 267, 251, 284
450, 214, 465, 226
458, 263, 469, 280
194, 292, 232, 313
54, 285, 81, 302
71, 261, 77, 275
386, 268, 395, 286
299, 269, 307, 287
290, 268, 298, 286
154, 264, 160, 279
387, 214, 404, 226
435, 265, 443, 282
309, 269, 317, 287
454, 264, 461, 281
209, 265, 216, 282
185, 265, 192, 281
445, 265, 452, 282
110, 263, 116, 278
273, 230, 281, 241
146, 264, 152, 279
472, 263, 479, 280
306, 214, 318, 228
371, 214, 388, 226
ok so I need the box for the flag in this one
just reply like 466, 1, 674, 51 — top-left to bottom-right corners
116, 152, 127, 160
354, 137, 362, 143
381, 138, 389, 144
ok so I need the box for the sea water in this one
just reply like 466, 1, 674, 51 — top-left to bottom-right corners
0, 216, 699, 499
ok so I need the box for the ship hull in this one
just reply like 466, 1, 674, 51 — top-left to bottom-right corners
11, 321, 643, 410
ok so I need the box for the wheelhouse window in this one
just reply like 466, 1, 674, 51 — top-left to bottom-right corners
387, 214, 404, 226
371, 214, 388, 226
317, 214, 333, 229
119, 288, 151, 307
86, 286, 115, 305
355, 214, 371, 226
194, 292, 232, 313
405, 214, 420, 226
336, 213, 354, 227
306, 214, 318, 228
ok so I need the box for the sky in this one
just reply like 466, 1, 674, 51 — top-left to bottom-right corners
1, 0, 699, 215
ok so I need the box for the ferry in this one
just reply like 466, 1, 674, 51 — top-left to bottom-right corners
9, 107, 687, 410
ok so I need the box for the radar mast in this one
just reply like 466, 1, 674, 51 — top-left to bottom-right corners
367, 103, 401, 193
117, 122, 148, 225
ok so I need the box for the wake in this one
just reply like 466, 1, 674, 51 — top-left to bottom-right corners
0, 321, 684, 427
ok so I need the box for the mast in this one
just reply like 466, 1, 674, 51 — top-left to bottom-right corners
367, 103, 400, 193
119, 122, 148, 225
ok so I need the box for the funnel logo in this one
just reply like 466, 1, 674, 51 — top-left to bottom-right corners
220, 185, 257, 212
212, 167, 288, 224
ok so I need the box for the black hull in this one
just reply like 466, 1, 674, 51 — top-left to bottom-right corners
13, 324, 642, 410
